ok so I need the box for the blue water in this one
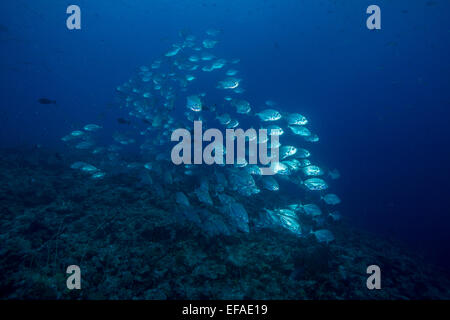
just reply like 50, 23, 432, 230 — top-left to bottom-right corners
1, 0, 449, 280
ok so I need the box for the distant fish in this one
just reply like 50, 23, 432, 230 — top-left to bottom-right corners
38, 98, 56, 105
83, 124, 102, 131
328, 168, 341, 180
321, 193, 341, 205
117, 117, 131, 125
301, 204, 322, 216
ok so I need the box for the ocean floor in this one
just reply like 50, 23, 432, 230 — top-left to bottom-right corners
0, 148, 449, 300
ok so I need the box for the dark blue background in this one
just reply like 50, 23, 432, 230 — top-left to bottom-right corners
1, 0, 449, 269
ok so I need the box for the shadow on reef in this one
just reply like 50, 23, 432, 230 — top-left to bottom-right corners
0, 148, 449, 299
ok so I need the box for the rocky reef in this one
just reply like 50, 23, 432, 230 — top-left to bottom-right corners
0, 148, 448, 299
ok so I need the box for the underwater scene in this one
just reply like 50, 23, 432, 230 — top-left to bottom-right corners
0, 0, 449, 300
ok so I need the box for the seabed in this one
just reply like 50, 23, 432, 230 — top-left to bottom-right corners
0, 148, 448, 300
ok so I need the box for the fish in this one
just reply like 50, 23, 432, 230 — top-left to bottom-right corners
285, 113, 308, 125
70, 161, 88, 169
301, 204, 322, 216
329, 211, 342, 221
321, 193, 341, 205
202, 39, 218, 49
38, 98, 56, 104
70, 130, 85, 137
84, 124, 102, 132
186, 95, 202, 112
226, 119, 239, 129
261, 176, 280, 191
206, 28, 221, 36
266, 125, 284, 136
297, 159, 311, 167
303, 178, 328, 191
271, 162, 290, 175
201, 52, 215, 61
294, 148, 311, 159
216, 113, 231, 125
165, 46, 181, 57
303, 133, 319, 143
289, 125, 311, 137
328, 168, 341, 180
217, 77, 240, 89
279, 214, 302, 236
311, 229, 335, 244
61, 135, 74, 142
255, 109, 282, 122
92, 147, 106, 155
91, 171, 106, 179
232, 99, 251, 114
245, 164, 262, 176
59, 29, 341, 239
75, 141, 95, 149
80, 164, 98, 173
117, 118, 131, 125
226, 69, 239, 76
302, 165, 323, 176
264, 208, 302, 235
283, 159, 302, 172
279, 145, 297, 160
175, 192, 190, 207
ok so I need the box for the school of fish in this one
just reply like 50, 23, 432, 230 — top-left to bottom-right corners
60, 30, 341, 243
